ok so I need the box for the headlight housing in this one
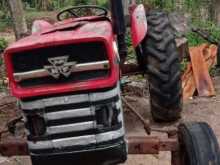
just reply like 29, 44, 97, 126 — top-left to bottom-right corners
95, 102, 121, 130
26, 113, 46, 137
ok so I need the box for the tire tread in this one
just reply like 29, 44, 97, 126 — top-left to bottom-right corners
178, 122, 220, 165
142, 10, 182, 121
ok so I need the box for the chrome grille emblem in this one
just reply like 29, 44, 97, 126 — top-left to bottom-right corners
44, 56, 76, 79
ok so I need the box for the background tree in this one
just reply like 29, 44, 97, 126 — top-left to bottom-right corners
73, 0, 89, 5
123, 0, 129, 16
8, 0, 28, 40
36, 0, 53, 11
216, 1, 220, 26
211, 0, 220, 26
92, 0, 97, 5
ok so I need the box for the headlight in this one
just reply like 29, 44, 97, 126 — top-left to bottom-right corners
95, 102, 121, 130
26, 113, 46, 137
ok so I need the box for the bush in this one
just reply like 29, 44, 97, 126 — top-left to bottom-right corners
186, 31, 207, 46
126, 31, 135, 60
0, 38, 8, 53
25, 10, 56, 29
186, 21, 220, 46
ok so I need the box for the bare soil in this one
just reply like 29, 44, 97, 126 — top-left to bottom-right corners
1, 76, 220, 165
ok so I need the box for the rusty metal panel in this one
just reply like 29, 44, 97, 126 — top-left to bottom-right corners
182, 63, 196, 100
189, 44, 216, 97
182, 44, 217, 100
203, 44, 218, 67
127, 136, 178, 155
0, 139, 28, 156
127, 136, 160, 154
159, 138, 179, 152
0, 136, 179, 156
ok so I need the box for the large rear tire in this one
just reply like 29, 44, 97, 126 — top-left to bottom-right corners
178, 122, 220, 165
142, 11, 182, 122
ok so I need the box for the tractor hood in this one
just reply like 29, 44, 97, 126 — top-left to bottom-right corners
4, 18, 119, 98
5, 18, 113, 53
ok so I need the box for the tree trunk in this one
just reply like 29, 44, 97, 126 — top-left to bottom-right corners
8, 0, 28, 40
36, 0, 52, 11
199, 1, 210, 21
122, 0, 129, 16
92, 0, 97, 5
175, 0, 184, 10
42, 0, 47, 10
214, 0, 220, 26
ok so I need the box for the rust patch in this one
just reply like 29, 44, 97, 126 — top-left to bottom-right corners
182, 63, 196, 100
0, 139, 28, 156
182, 44, 217, 100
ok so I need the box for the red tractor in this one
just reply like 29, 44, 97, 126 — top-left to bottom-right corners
2, 0, 220, 165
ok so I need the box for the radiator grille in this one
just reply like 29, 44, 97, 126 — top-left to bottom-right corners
19, 70, 108, 87
12, 42, 107, 72
21, 84, 125, 154
12, 42, 109, 87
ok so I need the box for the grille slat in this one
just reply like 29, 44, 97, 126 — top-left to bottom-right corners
45, 108, 93, 121
14, 61, 110, 82
20, 86, 119, 110
47, 121, 96, 135
28, 128, 124, 151
19, 70, 109, 87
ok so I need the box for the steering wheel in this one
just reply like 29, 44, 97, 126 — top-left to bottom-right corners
57, 5, 108, 21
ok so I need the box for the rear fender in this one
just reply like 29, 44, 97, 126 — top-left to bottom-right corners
130, 4, 147, 48
32, 20, 53, 34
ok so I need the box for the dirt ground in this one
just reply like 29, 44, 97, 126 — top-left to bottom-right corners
122, 76, 220, 165
1, 76, 220, 165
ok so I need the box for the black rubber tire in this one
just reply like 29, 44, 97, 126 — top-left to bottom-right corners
142, 10, 182, 122
178, 122, 220, 165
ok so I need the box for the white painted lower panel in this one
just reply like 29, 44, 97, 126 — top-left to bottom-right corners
96, 128, 125, 143
28, 128, 124, 150
20, 84, 120, 110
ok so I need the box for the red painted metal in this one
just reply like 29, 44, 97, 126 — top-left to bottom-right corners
4, 19, 120, 98
130, 4, 148, 48
32, 20, 53, 34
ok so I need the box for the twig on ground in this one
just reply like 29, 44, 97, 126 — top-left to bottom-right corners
122, 96, 151, 135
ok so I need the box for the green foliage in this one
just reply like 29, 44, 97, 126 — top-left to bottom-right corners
186, 21, 220, 46
0, 38, 8, 53
0, 0, 109, 31
125, 31, 135, 60
209, 66, 217, 77
0, 1, 11, 32
25, 10, 56, 28
186, 32, 207, 46
97, 0, 109, 8
193, 21, 220, 41
73, 0, 89, 5
22, 0, 108, 10
0, 21, 10, 32
180, 58, 189, 72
